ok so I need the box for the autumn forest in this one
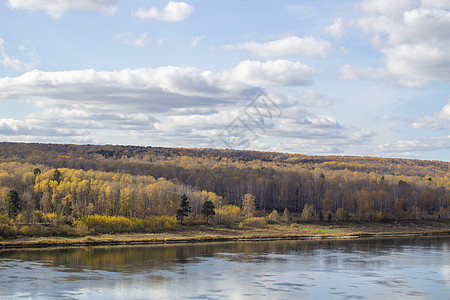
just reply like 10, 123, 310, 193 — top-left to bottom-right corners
0, 142, 449, 238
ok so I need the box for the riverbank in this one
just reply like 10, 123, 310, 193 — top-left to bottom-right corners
1, 221, 449, 249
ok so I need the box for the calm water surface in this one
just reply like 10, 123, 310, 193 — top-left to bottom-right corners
0, 237, 449, 299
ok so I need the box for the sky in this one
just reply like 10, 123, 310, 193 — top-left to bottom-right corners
0, 0, 449, 161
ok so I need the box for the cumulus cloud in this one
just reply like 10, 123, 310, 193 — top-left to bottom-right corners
0, 116, 93, 139
341, 0, 450, 87
134, 1, 194, 22
0, 60, 315, 144
223, 36, 332, 59
0, 104, 157, 145
358, 0, 416, 17
376, 135, 450, 154
324, 18, 344, 40
151, 93, 372, 154
421, 0, 450, 9
228, 60, 315, 87
0, 60, 315, 110
6, 0, 118, 19
412, 97, 450, 130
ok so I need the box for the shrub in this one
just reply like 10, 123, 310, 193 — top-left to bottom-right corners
241, 217, 268, 228
78, 215, 177, 234
43, 213, 57, 224
19, 224, 50, 237
0, 214, 9, 224
75, 223, 91, 236
301, 204, 315, 222
282, 208, 290, 222
215, 205, 241, 227
0, 223, 18, 238
267, 209, 280, 224
372, 211, 383, 222
48, 224, 76, 236
336, 208, 350, 222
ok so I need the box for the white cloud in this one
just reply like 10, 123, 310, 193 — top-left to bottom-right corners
347, 0, 450, 87
338, 65, 388, 81
190, 36, 207, 47
340, 47, 352, 55
421, 0, 450, 9
272, 127, 373, 155
0, 116, 93, 138
412, 97, 450, 130
358, 0, 416, 17
150, 91, 371, 154
0, 38, 39, 72
377, 136, 450, 154
6, 0, 118, 19
116, 32, 154, 47
134, 1, 194, 22
324, 18, 344, 40
0, 60, 315, 109
223, 36, 332, 59
301, 89, 343, 108
228, 60, 315, 87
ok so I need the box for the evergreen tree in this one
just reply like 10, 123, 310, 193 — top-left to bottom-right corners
201, 200, 215, 224
33, 168, 41, 176
7, 190, 21, 218
53, 169, 62, 183
176, 194, 191, 225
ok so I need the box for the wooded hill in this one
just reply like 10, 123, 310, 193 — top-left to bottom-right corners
0, 142, 449, 224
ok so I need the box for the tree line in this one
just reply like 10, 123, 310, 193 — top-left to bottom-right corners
0, 142, 448, 227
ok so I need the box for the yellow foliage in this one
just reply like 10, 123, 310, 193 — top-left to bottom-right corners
215, 205, 240, 227
78, 215, 177, 233
241, 217, 267, 228
267, 209, 280, 223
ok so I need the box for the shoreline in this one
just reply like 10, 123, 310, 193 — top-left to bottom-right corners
2, 222, 450, 249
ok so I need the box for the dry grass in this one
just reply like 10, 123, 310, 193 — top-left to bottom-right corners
1, 221, 449, 249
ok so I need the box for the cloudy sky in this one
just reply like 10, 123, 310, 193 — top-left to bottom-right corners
0, 0, 449, 161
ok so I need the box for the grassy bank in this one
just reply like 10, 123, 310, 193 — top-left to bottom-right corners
1, 221, 449, 249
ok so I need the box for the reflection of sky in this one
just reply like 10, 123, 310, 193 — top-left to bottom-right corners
0, 238, 449, 299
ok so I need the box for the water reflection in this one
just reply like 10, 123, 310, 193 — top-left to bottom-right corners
0, 237, 449, 299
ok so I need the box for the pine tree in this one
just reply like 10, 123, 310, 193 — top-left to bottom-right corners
176, 194, 191, 225
201, 200, 215, 224
7, 190, 21, 218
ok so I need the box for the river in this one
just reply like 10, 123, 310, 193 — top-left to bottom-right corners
1, 236, 449, 299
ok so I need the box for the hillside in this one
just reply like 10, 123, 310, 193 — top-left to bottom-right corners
0, 142, 449, 236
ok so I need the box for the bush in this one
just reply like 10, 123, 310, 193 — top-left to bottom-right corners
301, 204, 315, 222
75, 223, 91, 236
215, 205, 241, 227
241, 217, 268, 228
267, 209, 280, 224
78, 215, 177, 234
48, 224, 77, 236
0, 223, 18, 238
336, 208, 350, 222
19, 224, 50, 237
0, 214, 9, 224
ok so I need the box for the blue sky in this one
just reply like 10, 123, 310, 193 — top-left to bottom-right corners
0, 0, 449, 161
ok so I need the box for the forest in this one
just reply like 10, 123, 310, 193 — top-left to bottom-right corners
0, 142, 448, 238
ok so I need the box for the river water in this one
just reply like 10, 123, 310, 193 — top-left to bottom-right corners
0, 236, 449, 299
